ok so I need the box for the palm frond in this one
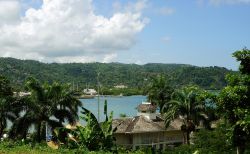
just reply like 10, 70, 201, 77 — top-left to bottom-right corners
54, 109, 76, 124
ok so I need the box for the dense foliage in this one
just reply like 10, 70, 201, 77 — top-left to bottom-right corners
0, 76, 20, 137
217, 48, 250, 154
166, 124, 235, 154
146, 75, 174, 111
162, 86, 212, 144
1, 49, 249, 154
0, 58, 232, 91
56, 106, 116, 152
0, 77, 82, 143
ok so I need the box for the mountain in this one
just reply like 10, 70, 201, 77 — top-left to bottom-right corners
0, 57, 233, 90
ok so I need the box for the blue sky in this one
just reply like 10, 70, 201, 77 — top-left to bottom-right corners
0, 0, 250, 70
92, 0, 250, 69
114, 0, 250, 70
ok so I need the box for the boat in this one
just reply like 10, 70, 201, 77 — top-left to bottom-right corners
78, 94, 95, 99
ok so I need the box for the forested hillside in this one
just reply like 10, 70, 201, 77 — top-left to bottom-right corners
0, 57, 233, 90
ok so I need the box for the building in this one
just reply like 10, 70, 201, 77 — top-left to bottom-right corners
114, 85, 128, 89
13, 92, 31, 97
137, 102, 158, 120
112, 102, 184, 150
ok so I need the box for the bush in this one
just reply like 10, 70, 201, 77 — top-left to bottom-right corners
192, 126, 234, 153
164, 124, 237, 154
164, 144, 195, 154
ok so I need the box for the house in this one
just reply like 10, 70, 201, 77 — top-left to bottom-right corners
112, 102, 184, 150
114, 85, 128, 89
13, 92, 31, 97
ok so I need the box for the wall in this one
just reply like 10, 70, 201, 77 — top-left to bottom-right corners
114, 133, 132, 145
114, 130, 183, 150
137, 112, 157, 120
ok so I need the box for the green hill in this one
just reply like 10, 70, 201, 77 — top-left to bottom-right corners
0, 57, 233, 90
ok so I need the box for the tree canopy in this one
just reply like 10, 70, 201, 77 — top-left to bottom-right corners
218, 48, 250, 154
0, 58, 232, 91
163, 86, 210, 144
0, 76, 19, 137
9, 77, 82, 142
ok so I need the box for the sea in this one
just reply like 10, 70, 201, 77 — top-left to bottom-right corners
79, 95, 147, 123
6, 95, 147, 129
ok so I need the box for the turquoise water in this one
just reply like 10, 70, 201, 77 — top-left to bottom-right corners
79, 95, 147, 123
7, 95, 147, 129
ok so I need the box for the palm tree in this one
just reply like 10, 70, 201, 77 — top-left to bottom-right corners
147, 75, 173, 112
0, 76, 21, 137
0, 98, 20, 137
162, 86, 208, 144
10, 77, 82, 142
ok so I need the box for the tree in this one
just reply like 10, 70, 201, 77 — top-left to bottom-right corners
192, 125, 234, 153
0, 76, 20, 137
0, 76, 13, 97
163, 86, 209, 144
217, 48, 250, 154
146, 75, 174, 112
10, 77, 82, 142
55, 100, 117, 152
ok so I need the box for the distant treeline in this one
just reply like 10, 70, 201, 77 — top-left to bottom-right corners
0, 57, 234, 91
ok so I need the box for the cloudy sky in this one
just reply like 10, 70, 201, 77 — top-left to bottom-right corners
0, 0, 249, 69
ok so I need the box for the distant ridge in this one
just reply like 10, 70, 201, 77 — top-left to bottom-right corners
0, 57, 233, 90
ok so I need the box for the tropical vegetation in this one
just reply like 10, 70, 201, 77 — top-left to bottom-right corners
0, 76, 20, 137
0, 77, 82, 143
0, 48, 249, 153
217, 48, 250, 154
162, 86, 211, 144
55, 101, 116, 152
0, 57, 231, 91
146, 75, 174, 112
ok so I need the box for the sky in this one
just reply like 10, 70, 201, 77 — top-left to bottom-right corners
0, 0, 250, 70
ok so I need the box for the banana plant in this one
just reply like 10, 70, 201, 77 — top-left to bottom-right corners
55, 100, 117, 152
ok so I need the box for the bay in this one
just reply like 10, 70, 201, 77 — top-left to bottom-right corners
79, 95, 147, 123
7, 95, 147, 130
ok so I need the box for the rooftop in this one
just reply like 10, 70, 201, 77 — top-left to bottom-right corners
137, 103, 157, 112
112, 115, 183, 134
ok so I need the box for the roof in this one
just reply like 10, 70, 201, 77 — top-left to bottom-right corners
137, 104, 157, 112
112, 116, 182, 134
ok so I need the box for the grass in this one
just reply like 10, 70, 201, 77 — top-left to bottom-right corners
0, 141, 70, 154
2, 140, 249, 154
0, 141, 146, 154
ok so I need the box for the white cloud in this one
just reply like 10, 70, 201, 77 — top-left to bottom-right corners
0, 0, 21, 25
0, 0, 148, 63
125, 0, 148, 13
209, 0, 250, 5
103, 53, 117, 63
135, 60, 143, 65
54, 56, 96, 63
112, 0, 147, 14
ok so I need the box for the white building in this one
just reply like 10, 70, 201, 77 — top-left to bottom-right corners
13, 92, 31, 97
114, 85, 128, 89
